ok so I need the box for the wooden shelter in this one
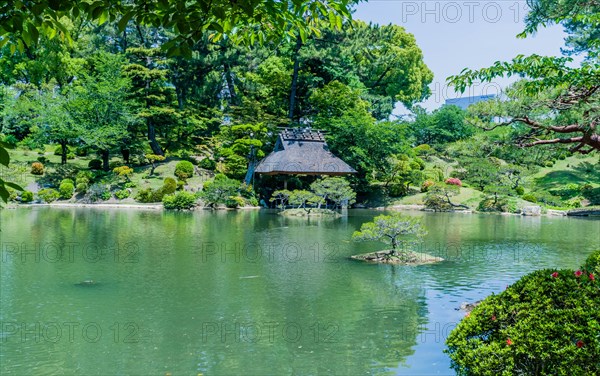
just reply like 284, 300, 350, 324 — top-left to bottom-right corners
254, 128, 357, 176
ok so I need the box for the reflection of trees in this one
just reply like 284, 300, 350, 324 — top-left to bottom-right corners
1, 208, 428, 375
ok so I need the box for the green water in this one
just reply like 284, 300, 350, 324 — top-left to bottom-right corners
1, 208, 598, 375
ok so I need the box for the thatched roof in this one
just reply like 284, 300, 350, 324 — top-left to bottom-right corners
254, 128, 357, 176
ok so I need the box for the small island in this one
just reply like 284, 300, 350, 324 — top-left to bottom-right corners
351, 213, 443, 265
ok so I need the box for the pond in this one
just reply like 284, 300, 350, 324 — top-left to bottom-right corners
1, 208, 598, 375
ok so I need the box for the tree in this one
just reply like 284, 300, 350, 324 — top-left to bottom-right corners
352, 213, 427, 257
0, 0, 354, 57
68, 52, 132, 171
33, 88, 79, 164
310, 177, 356, 209
145, 154, 165, 176
288, 190, 323, 213
269, 189, 292, 210
446, 251, 600, 375
413, 105, 473, 145
200, 174, 240, 208
424, 184, 467, 211
448, 3, 599, 153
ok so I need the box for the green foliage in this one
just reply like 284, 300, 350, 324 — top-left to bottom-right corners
30, 161, 44, 175
477, 196, 509, 212
20, 190, 34, 203
270, 189, 292, 209
163, 191, 197, 210
58, 182, 74, 199
424, 184, 462, 211
134, 188, 155, 203
421, 180, 435, 192
201, 174, 240, 207
76, 183, 88, 193
413, 105, 473, 145
174, 161, 194, 180
445, 266, 600, 375
522, 193, 538, 203
37, 188, 59, 203
224, 196, 246, 209
514, 186, 525, 195
352, 213, 427, 256
88, 159, 102, 170
86, 183, 111, 202
310, 177, 356, 208
581, 186, 600, 205
582, 250, 600, 275
114, 189, 131, 200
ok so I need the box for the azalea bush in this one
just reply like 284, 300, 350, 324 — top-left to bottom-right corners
446, 252, 600, 375
445, 177, 462, 186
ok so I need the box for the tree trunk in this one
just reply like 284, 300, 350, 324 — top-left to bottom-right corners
60, 141, 67, 165
121, 148, 130, 164
148, 119, 163, 155
101, 149, 110, 171
223, 63, 238, 105
288, 35, 303, 121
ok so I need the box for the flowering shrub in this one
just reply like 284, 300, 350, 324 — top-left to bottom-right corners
420, 180, 435, 192
31, 162, 44, 175
446, 251, 600, 375
445, 178, 462, 186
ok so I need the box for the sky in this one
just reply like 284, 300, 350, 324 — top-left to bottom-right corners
352, 0, 570, 113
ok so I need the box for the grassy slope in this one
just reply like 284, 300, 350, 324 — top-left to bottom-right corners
2, 147, 211, 202
386, 154, 598, 209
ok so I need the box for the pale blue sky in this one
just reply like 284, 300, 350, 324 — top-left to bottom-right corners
353, 0, 569, 112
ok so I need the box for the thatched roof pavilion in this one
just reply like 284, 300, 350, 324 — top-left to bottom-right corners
254, 128, 356, 176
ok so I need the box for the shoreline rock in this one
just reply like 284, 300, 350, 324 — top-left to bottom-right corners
350, 251, 444, 265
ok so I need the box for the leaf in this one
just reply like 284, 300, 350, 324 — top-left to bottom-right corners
117, 11, 135, 32
0, 185, 9, 203
4, 181, 23, 191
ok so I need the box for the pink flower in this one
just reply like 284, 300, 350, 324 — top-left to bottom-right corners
551, 272, 559, 278
506, 338, 513, 346
445, 178, 462, 186
465, 312, 470, 318
590, 273, 595, 281
576, 340, 584, 348
575, 270, 583, 277
491, 315, 496, 321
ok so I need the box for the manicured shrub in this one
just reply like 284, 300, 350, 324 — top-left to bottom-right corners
59, 182, 75, 199
421, 180, 435, 192
514, 186, 524, 196
446, 266, 600, 375
135, 188, 155, 203
61, 178, 74, 186
162, 191, 197, 210
20, 190, 34, 203
113, 166, 133, 180
38, 188, 59, 203
198, 157, 216, 170
225, 195, 245, 208
88, 159, 102, 170
76, 183, 88, 193
174, 160, 194, 180
37, 156, 48, 164
582, 250, 600, 275
115, 189, 131, 200
445, 178, 462, 186
522, 193, 537, 203
30, 162, 44, 175
413, 144, 432, 156
163, 177, 177, 194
